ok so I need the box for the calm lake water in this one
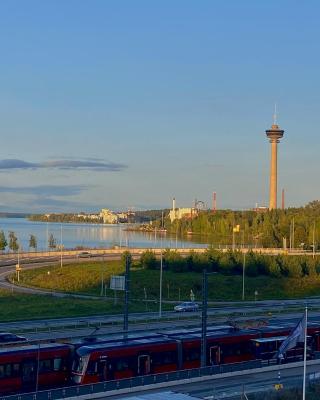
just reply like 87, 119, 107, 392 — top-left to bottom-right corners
0, 218, 207, 251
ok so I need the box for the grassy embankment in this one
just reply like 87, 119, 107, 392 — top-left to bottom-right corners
11, 260, 320, 301
4, 259, 320, 321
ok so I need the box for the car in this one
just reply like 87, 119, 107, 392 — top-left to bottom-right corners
0, 333, 27, 343
174, 302, 199, 312
77, 251, 92, 258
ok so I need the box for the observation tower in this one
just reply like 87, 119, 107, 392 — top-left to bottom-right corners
265, 109, 284, 210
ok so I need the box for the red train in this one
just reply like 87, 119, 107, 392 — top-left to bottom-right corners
0, 343, 70, 395
1, 322, 320, 395
71, 323, 320, 385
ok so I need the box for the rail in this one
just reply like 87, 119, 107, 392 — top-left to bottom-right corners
0, 359, 269, 400
4, 355, 320, 400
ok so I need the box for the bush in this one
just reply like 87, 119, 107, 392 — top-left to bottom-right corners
121, 251, 132, 268
140, 250, 157, 269
267, 258, 281, 277
163, 250, 187, 272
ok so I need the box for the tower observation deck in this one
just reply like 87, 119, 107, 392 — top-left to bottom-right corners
266, 123, 284, 210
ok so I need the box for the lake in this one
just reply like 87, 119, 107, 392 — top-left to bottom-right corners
0, 218, 207, 251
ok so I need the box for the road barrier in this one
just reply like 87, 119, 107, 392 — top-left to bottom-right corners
0, 360, 263, 400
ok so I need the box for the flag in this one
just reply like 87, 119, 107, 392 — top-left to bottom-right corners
233, 225, 240, 233
275, 312, 306, 359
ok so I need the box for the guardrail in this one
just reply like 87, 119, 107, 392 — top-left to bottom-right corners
0, 360, 263, 400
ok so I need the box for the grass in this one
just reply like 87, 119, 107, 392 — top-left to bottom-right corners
4, 260, 320, 321
0, 289, 125, 322
10, 260, 320, 302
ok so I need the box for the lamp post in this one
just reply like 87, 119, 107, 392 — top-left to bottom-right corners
242, 252, 246, 301
60, 224, 63, 269
159, 236, 163, 318
313, 222, 316, 259
123, 254, 131, 337
201, 269, 217, 367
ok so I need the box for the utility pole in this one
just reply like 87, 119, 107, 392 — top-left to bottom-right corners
313, 221, 316, 259
60, 224, 63, 268
201, 269, 208, 367
123, 254, 131, 336
159, 237, 163, 318
292, 217, 295, 250
242, 252, 246, 301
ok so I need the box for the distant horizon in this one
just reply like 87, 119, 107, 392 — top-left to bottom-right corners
0, 199, 317, 216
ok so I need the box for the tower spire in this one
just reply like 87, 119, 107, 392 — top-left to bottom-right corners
273, 103, 277, 125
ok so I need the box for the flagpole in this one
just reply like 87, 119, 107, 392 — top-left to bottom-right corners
302, 306, 308, 400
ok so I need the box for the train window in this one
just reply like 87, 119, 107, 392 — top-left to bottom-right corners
12, 364, 20, 377
39, 359, 52, 373
87, 361, 98, 374
5, 364, 11, 377
184, 348, 200, 362
53, 358, 62, 371
115, 359, 129, 371
152, 351, 176, 366
0, 365, 4, 378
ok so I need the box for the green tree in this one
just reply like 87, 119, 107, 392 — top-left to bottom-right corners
0, 230, 7, 251
48, 233, 56, 249
29, 234, 37, 250
140, 250, 157, 269
8, 231, 19, 252
121, 251, 132, 268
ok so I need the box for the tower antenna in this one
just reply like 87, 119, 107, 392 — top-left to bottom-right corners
273, 103, 277, 125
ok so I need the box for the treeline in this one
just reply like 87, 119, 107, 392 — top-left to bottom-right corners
0, 231, 59, 251
159, 200, 320, 249
138, 249, 320, 278
29, 214, 103, 224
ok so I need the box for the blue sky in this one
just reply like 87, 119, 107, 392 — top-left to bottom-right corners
0, 0, 319, 212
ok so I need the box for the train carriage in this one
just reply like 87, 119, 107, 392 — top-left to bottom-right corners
72, 337, 179, 384
0, 343, 71, 395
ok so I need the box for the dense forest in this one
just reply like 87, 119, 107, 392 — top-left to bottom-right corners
155, 201, 320, 249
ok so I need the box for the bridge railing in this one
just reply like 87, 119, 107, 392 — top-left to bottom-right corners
0, 360, 262, 400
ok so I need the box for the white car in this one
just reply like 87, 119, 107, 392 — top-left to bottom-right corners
174, 302, 199, 312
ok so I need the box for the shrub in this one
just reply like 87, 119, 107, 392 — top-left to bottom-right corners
121, 251, 132, 268
163, 250, 187, 272
140, 250, 157, 269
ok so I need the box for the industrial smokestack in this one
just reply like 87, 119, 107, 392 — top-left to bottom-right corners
281, 189, 285, 210
172, 198, 176, 211
212, 192, 217, 213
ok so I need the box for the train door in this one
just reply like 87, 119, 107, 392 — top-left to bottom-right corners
138, 355, 150, 375
98, 358, 108, 381
21, 360, 37, 390
209, 346, 221, 365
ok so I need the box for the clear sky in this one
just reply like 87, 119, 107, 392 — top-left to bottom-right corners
0, 0, 319, 212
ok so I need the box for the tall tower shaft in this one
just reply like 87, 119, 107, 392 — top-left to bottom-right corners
266, 123, 284, 210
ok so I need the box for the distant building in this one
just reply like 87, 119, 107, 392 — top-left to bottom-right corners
169, 198, 197, 222
99, 209, 118, 224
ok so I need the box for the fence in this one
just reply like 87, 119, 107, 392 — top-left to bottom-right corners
1, 360, 262, 400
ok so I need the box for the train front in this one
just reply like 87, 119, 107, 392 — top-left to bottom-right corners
72, 347, 91, 384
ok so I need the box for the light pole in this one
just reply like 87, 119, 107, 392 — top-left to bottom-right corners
313, 221, 316, 259
159, 247, 163, 318
123, 254, 131, 336
60, 224, 63, 269
242, 252, 246, 301
46, 218, 49, 251
201, 270, 217, 367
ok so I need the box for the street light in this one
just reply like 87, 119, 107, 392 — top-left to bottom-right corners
60, 224, 63, 269
159, 248, 163, 318
242, 252, 246, 301
201, 269, 217, 367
